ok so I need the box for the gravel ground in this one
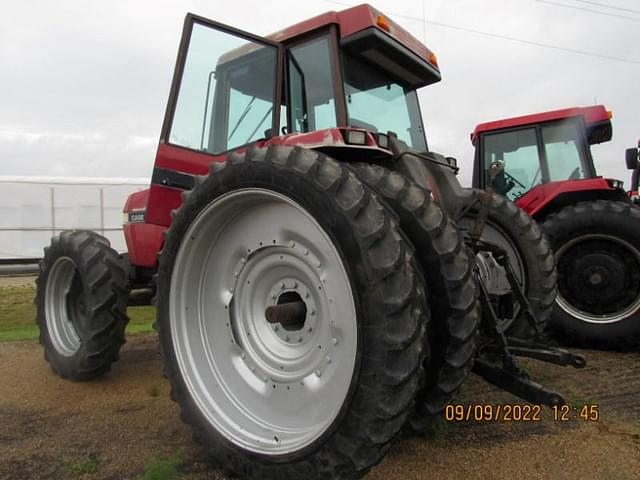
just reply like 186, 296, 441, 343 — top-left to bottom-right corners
0, 334, 638, 480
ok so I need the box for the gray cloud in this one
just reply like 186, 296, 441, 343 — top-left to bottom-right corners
1, 0, 638, 186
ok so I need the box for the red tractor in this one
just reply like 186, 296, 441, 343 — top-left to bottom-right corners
472, 106, 640, 349
35, 5, 585, 478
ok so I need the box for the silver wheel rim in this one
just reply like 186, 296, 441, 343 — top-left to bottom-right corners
556, 234, 640, 324
45, 256, 82, 356
169, 188, 357, 455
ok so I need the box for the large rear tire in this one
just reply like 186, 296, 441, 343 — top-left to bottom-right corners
36, 230, 129, 380
456, 193, 557, 338
351, 164, 479, 430
542, 200, 640, 349
156, 146, 428, 479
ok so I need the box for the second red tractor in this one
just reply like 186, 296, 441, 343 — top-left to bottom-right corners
472, 106, 640, 348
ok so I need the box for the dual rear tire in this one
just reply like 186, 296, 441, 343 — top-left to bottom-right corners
156, 148, 555, 477
156, 147, 430, 478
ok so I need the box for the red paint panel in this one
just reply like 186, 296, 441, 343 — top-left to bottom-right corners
145, 184, 184, 226
124, 222, 166, 268
154, 143, 226, 175
264, 127, 385, 151
147, 129, 387, 228
515, 178, 614, 216
123, 189, 149, 213
471, 105, 610, 144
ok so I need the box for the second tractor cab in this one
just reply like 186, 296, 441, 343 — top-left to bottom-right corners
472, 105, 640, 349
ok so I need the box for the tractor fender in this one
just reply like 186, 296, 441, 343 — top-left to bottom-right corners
123, 189, 167, 269
515, 179, 629, 220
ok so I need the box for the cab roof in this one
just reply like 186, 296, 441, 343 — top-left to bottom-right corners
268, 3, 436, 70
471, 105, 611, 145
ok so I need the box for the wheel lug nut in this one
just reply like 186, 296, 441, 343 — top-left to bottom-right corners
241, 353, 246, 359
292, 281, 298, 288
280, 282, 285, 289
304, 292, 310, 299
315, 370, 322, 377
284, 335, 289, 341
326, 356, 332, 364
272, 324, 279, 331
289, 241, 296, 247
332, 338, 338, 345
297, 336, 302, 342
304, 249, 309, 256
307, 326, 313, 332
310, 310, 316, 316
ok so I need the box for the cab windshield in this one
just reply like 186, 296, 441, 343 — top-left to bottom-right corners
483, 120, 590, 201
342, 53, 427, 151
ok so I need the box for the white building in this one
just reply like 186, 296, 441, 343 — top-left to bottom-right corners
0, 176, 148, 261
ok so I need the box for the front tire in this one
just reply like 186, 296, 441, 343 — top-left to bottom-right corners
542, 200, 640, 349
36, 230, 129, 380
156, 146, 428, 479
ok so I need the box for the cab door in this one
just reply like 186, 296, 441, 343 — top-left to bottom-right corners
147, 14, 284, 226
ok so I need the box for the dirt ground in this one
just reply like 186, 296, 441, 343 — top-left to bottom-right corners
1, 334, 639, 480
0, 275, 36, 288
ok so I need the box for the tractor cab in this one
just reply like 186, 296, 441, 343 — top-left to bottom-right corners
140, 5, 440, 232
166, 7, 438, 158
470, 106, 629, 216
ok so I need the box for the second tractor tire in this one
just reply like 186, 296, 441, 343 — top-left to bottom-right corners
542, 200, 640, 349
456, 193, 557, 339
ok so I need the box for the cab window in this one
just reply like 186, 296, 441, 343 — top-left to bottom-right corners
342, 53, 427, 151
483, 128, 542, 201
542, 121, 587, 182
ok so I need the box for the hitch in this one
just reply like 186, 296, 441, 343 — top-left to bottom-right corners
387, 135, 587, 408
473, 358, 567, 407
472, 244, 586, 407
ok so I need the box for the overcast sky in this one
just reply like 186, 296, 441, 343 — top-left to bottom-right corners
1, 0, 638, 185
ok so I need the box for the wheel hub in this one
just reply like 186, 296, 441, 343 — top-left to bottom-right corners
556, 234, 640, 323
228, 241, 337, 385
45, 256, 82, 357
571, 253, 624, 300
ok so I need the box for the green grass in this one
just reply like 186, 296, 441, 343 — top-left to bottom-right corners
420, 416, 454, 442
569, 394, 598, 413
0, 285, 155, 342
141, 450, 183, 480
63, 456, 98, 476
